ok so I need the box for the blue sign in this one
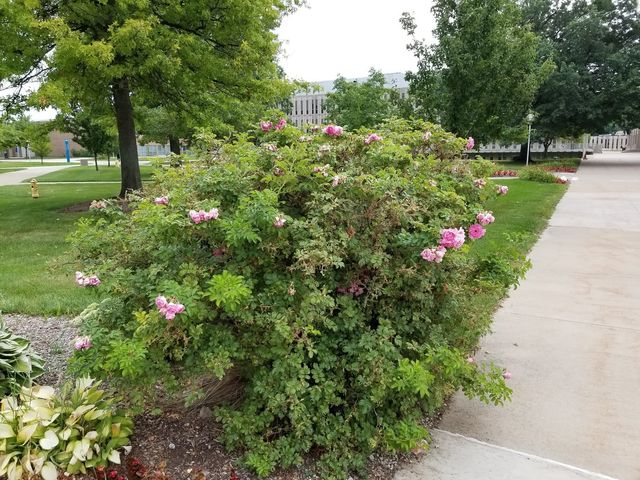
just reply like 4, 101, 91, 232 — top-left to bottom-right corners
64, 139, 71, 163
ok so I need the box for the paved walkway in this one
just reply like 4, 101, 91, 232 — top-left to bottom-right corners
0, 165, 76, 186
396, 152, 640, 480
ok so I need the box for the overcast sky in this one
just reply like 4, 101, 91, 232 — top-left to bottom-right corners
277, 0, 435, 82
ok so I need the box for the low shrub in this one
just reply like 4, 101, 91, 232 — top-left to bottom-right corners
69, 118, 524, 477
0, 378, 133, 480
0, 320, 44, 395
519, 166, 558, 183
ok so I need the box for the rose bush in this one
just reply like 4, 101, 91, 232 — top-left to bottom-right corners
69, 118, 523, 477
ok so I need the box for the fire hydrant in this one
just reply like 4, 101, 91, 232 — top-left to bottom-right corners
30, 179, 39, 199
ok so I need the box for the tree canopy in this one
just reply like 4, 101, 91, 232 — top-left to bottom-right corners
402, 0, 553, 144
0, 0, 300, 196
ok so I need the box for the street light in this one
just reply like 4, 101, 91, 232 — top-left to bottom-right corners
525, 112, 535, 167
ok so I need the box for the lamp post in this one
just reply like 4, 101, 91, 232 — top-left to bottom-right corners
525, 112, 535, 167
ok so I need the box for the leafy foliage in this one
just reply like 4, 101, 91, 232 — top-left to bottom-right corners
402, 0, 553, 143
0, 378, 133, 480
0, 320, 44, 396
519, 166, 558, 183
69, 119, 523, 477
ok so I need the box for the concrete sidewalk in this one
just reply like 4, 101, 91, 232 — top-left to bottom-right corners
0, 165, 76, 186
396, 152, 640, 480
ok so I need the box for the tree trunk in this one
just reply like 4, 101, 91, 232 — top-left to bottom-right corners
543, 139, 552, 158
40, 156, 43, 165
518, 142, 531, 163
112, 77, 142, 197
94, 153, 99, 171
107, 153, 111, 167
169, 136, 181, 155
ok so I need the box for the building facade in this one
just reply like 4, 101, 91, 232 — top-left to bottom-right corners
289, 72, 409, 128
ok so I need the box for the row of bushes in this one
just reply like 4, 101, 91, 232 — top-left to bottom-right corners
67, 118, 526, 477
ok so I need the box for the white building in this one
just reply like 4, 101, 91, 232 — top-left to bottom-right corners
289, 72, 409, 128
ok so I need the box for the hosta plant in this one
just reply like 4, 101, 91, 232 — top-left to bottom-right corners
69, 118, 524, 477
0, 320, 44, 395
0, 378, 133, 480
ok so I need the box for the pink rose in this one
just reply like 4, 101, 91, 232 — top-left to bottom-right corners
74, 336, 92, 351
275, 118, 287, 131
154, 196, 169, 206
468, 223, 486, 240
203, 208, 219, 221
364, 133, 382, 145
474, 178, 486, 189
502, 370, 512, 380
156, 295, 185, 321
497, 185, 509, 195
323, 124, 343, 137
466, 136, 475, 150
476, 211, 495, 226
331, 175, 344, 187
420, 246, 446, 263
467, 356, 475, 364
260, 121, 272, 132
90, 200, 107, 210
440, 227, 466, 249
75, 271, 100, 287
273, 216, 286, 228
189, 210, 203, 224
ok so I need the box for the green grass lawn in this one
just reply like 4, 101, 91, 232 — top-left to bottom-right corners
492, 158, 581, 171
0, 161, 71, 167
0, 184, 117, 315
28, 165, 156, 183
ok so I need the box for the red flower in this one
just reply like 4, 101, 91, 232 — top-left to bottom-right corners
230, 468, 239, 480
108, 470, 118, 479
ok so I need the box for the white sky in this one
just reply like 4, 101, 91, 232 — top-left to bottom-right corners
277, 0, 435, 82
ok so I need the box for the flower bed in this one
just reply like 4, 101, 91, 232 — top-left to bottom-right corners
541, 165, 577, 173
69, 118, 524, 478
492, 169, 519, 177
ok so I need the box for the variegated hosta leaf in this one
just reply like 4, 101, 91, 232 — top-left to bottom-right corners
40, 462, 58, 480
39, 429, 59, 450
16, 423, 38, 444
0, 423, 15, 439
30, 386, 55, 400
107, 449, 121, 464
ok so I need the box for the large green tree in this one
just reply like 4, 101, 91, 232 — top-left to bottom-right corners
523, 0, 640, 143
402, 0, 553, 144
0, 0, 300, 196
325, 70, 410, 129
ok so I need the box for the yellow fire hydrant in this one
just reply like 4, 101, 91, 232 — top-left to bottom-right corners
30, 179, 39, 199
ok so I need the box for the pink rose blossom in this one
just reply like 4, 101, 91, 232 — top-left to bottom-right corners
75, 271, 100, 287
468, 223, 486, 240
323, 124, 344, 137
467, 356, 475, 364
273, 167, 285, 176
189, 209, 204, 224
364, 133, 382, 145
313, 164, 330, 176
90, 200, 107, 210
189, 208, 219, 223
318, 144, 331, 156
497, 185, 509, 195
155, 295, 185, 321
440, 228, 466, 249
466, 136, 475, 150
476, 211, 495, 225
273, 216, 286, 228
275, 118, 287, 131
337, 282, 364, 297
420, 246, 446, 263
154, 196, 169, 206
423, 131, 432, 142
331, 175, 344, 187
474, 178, 487, 189
260, 121, 272, 132
74, 336, 92, 351
502, 370, 512, 380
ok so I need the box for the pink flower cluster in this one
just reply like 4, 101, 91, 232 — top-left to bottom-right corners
364, 133, 382, 145
189, 208, 219, 224
75, 271, 100, 287
331, 175, 344, 187
323, 125, 344, 137
155, 295, 185, 321
496, 185, 509, 195
476, 211, 495, 226
474, 178, 487, 189
420, 246, 446, 263
73, 336, 92, 350
260, 119, 287, 132
468, 224, 486, 240
466, 136, 475, 150
440, 227, 466, 249
313, 164, 330, 176
337, 282, 364, 297
273, 216, 286, 228
154, 196, 169, 206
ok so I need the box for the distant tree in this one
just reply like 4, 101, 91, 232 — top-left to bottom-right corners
0, 0, 302, 196
59, 107, 116, 171
29, 134, 52, 164
325, 70, 403, 130
25, 122, 53, 163
523, 0, 640, 144
402, 0, 553, 145
137, 107, 191, 155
